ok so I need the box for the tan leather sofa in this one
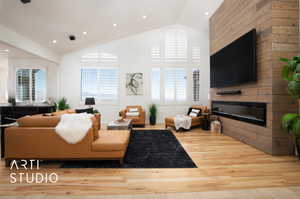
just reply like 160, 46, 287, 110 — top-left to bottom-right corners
165, 106, 209, 130
4, 109, 130, 166
119, 106, 145, 126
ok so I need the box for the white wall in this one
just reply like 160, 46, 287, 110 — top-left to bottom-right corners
7, 58, 59, 101
0, 54, 8, 103
59, 25, 210, 123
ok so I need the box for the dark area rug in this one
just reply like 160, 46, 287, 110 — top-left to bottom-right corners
60, 130, 197, 168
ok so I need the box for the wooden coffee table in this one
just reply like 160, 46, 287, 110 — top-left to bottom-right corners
107, 119, 132, 130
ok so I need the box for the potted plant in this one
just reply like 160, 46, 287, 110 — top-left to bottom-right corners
281, 56, 300, 159
149, 104, 157, 125
8, 96, 16, 106
57, 97, 70, 111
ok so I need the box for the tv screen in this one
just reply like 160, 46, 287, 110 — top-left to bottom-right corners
210, 29, 257, 88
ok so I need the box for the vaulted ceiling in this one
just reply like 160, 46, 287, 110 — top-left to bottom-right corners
0, 0, 223, 55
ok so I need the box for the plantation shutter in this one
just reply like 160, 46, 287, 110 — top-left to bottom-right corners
16, 69, 30, 102
81, 68, 98, 100
98, 68, 119, 101
192, 47, 201, 64
16, 69, 46, 102
151, 68, 161, 101
164, 68, 187, 102
81, 52, 119, 102
165, 30, 188, 63
193, 68, 200, 101
151, 46, 161, 64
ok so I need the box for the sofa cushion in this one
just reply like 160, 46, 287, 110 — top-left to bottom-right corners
17, 115, 61, 127
126, 112, 139, 117
92, 130, 130, 152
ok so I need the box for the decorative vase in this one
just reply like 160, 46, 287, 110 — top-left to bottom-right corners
150, 116, 156, 125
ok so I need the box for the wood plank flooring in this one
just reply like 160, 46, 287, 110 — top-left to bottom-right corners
0, 125, 300, 196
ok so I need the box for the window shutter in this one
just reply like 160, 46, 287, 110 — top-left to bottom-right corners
32, 69, 46, 102
165, 30, 188, 63
151, 68, 160, 101
81, 68, 98, 100
98, 68, 119, 101
81, 53, 99, 67
16, 69, 30, 102
192, 47, 201, 64
16, 69, 46, 102
175, 68, 187, 101
99, 53, 118, 67
151, 46, 161, 64
164, 68, 187, 102
193, 68, 200, 101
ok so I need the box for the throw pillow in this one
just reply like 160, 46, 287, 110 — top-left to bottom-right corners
187, 108, 202, 117
128, 108, 138, 112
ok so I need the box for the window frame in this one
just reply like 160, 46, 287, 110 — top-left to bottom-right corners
15, 67, 47, 103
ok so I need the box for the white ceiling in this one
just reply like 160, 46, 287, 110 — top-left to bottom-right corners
0, 41, 38, 59
0, 0, 223, 55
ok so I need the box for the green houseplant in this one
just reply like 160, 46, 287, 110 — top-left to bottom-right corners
149, 104, 157, 125
281, 56, 300, 158
57, 97, 70, 111
8, 96, 16, 106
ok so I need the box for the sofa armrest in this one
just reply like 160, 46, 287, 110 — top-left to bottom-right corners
119, 109, 127, 118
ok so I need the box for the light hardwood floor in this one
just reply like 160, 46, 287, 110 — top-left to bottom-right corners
0, 124, 300, 196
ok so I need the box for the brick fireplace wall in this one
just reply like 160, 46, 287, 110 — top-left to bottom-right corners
210, 0, 299, 155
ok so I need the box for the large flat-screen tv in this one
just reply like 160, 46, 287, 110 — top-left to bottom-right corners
210, 29, 257, 88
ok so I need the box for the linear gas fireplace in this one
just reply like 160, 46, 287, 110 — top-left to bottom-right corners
211, 101, 267, 127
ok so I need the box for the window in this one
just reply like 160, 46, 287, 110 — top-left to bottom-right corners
165, 30, 188, 63
16, 69, 46, 102
192, 46, 201, 64
193, 68, 200, 101
151, 46, 161, 64
164, 68, 187, 102
81, 68, 119, 101
151, 68, 160, 101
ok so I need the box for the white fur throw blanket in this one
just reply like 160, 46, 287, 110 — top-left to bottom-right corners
174, 115, 192, 130
55, 113, 93, 144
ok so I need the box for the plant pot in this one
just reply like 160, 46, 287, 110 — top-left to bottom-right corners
296, 137, 300, 160
150, 116, 156, 125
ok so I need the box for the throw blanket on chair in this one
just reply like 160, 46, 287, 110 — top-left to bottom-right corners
174, 115, 192, 130
55, 113, 93, 144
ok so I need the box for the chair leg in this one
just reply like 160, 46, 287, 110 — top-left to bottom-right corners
119, 158, 124, 166
5, 160, 11, 167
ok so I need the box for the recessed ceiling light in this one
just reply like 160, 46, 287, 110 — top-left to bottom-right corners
52, 40, 57, 44
205, 12, 209, 16
4, 49, 10, 53
83, 31, 88, 35
142, 15, 147, 19
113, 23, 117, 27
